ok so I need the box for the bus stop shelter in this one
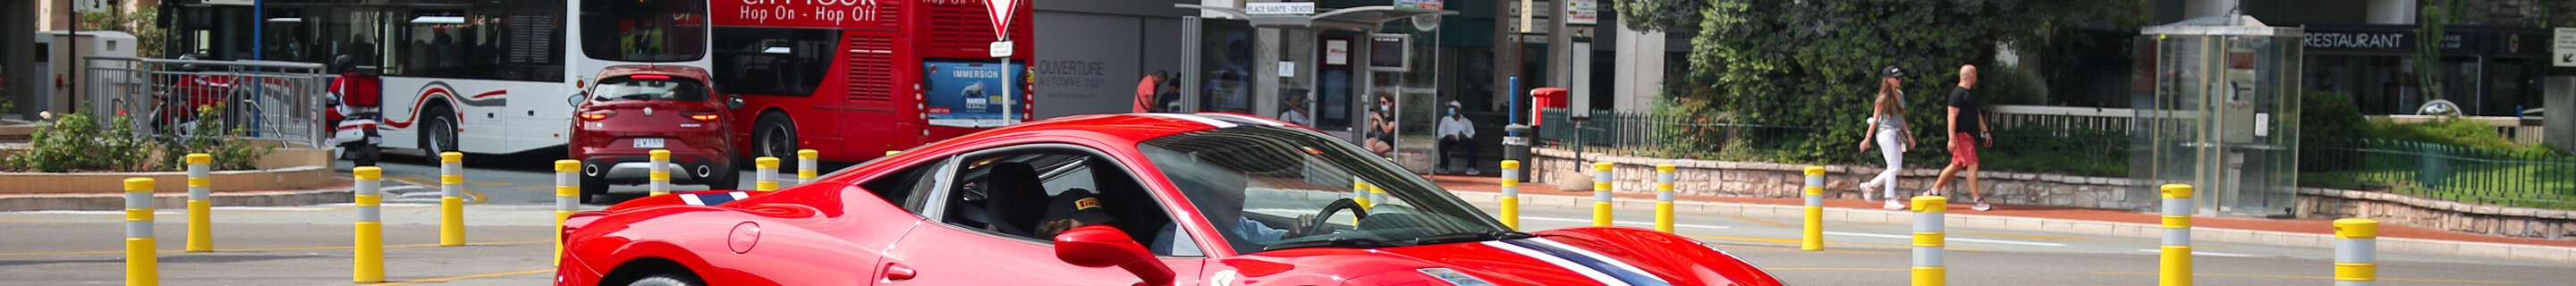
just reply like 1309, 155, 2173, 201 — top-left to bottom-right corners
1175, 4, 1453, 173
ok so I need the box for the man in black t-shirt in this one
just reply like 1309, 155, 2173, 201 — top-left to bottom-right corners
1928, 64, 1996, 211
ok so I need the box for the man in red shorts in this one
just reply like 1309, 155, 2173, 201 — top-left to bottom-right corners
1928, 64, 1994, 211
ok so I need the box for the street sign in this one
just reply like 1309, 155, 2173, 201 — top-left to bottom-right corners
1246, 2, 1315, 15
989, 40, 1013, 58
2555, 28, 2574, 67
1565, 0, 1597, 25
984, 0, 1021, 38
73, 0, 107, 13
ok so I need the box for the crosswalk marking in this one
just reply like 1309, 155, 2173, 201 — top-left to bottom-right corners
1828, 231, 2068, 247
1519, 216, 1733, 230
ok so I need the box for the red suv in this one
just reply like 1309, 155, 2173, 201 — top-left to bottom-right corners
568, 65, 740, 202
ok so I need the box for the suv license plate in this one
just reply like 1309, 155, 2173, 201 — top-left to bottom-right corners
633, 138, 665, 148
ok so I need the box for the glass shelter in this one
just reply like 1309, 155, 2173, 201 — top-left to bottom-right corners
2130, 15, 2303, 217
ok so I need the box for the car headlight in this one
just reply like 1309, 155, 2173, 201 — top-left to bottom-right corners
1415, 267, 1498, 286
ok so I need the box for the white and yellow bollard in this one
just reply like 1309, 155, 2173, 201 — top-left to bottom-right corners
648, 149, 672, 196
1912, 195, 1946, 286
439, 152, 465, 247
1803, 166, 1826, 251
2161, 183, 2195, 286
1654, 164, 1677, 233
797, 149, 819, 184
125, 178, 159, 286
554, 160, 580, 265
1352, 179, 1374, 209
352, 166, 385, 283
1592, 162, 1614, 227
1500, 160, 1522, 231
184, 154, 212, 252
2334, 218, 2378, 286
754, 156, 780, 191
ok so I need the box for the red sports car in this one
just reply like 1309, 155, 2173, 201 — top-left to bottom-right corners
555, 113, 1784, 286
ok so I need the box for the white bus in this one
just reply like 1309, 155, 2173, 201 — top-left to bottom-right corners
172, 0, 709, 158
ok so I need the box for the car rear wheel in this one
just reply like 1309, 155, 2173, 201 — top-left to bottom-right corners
704, 165, 741, 189
753, 114, 799, 173
418, 105, 459, 164
626, 273, 705, 286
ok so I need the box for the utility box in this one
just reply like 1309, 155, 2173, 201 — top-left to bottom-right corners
2546, 76, 2574, 152
34, 30, 138, 115
2131, 15, 2301, 217
1530, 87, 1566, 126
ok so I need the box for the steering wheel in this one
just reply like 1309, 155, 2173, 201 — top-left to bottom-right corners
1306, 198, 1368, 237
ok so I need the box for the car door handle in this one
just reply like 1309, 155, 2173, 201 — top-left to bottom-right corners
883, 263, 917, 281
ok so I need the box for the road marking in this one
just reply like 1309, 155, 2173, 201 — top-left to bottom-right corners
1826, 231, 2066, 247
0, 240, 551, 257
1520, 216, 1732, 230
386, 177, 492, 205
2092, 271, 2522, 284
1728, 215, 1788, 228
370, 269, 554, 285
1765, 267, 1907, 271
2131, 248, 2255, 257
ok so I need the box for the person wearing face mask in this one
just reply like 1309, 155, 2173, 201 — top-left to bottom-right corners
1363, 94, 1397, 156
1436, 100, 1479, 175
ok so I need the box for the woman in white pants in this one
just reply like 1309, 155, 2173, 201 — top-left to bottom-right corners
1858, 66, 1916, 210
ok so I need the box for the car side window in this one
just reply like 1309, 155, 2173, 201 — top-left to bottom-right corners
859, 156, 951, 214
928, 145, 1195, 256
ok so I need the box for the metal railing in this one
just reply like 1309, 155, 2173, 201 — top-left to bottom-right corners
81, 56, 330, 147
1532, 108, 1817, 158
1989, 105, 2132, 133
2303, 139, 2576, 209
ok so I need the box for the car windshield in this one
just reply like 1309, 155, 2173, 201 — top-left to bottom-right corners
1139, 126, 1515, 255
589, 76, 708, 102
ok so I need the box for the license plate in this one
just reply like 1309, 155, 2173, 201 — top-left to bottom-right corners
632, 138, 665, 148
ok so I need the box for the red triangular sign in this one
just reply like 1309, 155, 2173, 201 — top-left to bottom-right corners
985, 0, 1020, 38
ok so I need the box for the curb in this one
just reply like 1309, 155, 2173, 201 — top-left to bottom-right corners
1451, 190, 2576, 264
0, 181, 356, 212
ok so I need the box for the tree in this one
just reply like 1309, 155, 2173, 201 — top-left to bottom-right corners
1610, 0, 2139, 163
2413, 0, 2463, 105
80, 5, 167, 58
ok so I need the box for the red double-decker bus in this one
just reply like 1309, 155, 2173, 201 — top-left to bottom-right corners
708, 0, 1035, 167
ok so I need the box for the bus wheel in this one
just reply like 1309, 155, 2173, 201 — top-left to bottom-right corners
754, 114, 799, 173
419, 105, 459, 164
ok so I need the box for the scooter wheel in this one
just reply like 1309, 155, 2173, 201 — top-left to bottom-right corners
352, 144, 379, 166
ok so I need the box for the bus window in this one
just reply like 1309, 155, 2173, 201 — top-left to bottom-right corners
581, 0, 707, 63
591, 76, 711, 102
711, 27, 839, 97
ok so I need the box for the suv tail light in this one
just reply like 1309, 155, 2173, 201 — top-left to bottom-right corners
687, 113, 720, 122
579, 111, 616, 121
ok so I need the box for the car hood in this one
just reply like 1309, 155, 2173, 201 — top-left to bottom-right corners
1220, 227, 1780, 286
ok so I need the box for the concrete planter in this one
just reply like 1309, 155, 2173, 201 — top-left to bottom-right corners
0, 147, 335, 194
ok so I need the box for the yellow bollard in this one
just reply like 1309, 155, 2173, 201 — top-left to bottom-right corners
352, 166, 385, 283
439, 152, 465, 247
1802, 166, 1826, 251
648, 149, 672, 196
1367, 184, 1388, 208
1655, 164, 1677, 233
2160, 184, 2195, 286
2334, 218, 2378, 286
1592, 162, 1614, 227
125, 178, 159, 286
184, 154, 212, 252
1499, 160, 1521, 231
886, 150, 900, 156
1912, 195, 1947, 286
1352, 179, 1373, 209
554, 160, 580, 266
797, 149, 819, 184
754, 156, 781, 191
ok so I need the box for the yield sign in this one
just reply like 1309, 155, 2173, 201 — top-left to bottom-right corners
985, 0, 1021, 38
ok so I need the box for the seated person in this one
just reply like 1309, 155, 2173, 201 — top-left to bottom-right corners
1150, 168, 1304, 256
1034, 189, 1118, 238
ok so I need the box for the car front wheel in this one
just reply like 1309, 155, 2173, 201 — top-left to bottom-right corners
626, 273, 704, 286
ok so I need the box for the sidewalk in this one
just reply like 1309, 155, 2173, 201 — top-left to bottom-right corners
1424, 174, 2576, 263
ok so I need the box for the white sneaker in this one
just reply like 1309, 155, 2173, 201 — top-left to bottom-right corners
1466, 168, 1481, 175
1883, 200, 1904, 210
1971, 199, 1993, 211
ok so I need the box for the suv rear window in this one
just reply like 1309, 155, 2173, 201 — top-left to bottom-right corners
590, 76, 710, 101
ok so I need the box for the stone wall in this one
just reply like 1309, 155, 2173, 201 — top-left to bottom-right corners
2299, 188, 2576, 240
1529, 147, 2150, 210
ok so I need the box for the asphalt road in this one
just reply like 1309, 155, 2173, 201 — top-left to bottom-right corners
2, 155, 2566, 285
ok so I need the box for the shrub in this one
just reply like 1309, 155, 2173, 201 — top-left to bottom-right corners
4, 113, 155, 172
1981, 63, 2047, 106
155, 105, 274, 171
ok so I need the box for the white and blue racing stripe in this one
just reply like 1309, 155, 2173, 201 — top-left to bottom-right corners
1131, 114, 1238, 128
678, 191, 750, 206
1189, 114, 1288, 127
1489, 239, 1674, 286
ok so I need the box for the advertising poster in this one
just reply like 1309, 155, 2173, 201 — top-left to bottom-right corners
923, 61, 1022, 128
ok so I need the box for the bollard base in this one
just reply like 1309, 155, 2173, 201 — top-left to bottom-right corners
1591, 202, 1613, 227
441, 197, 465, 247
355, 221, 385, 283
1655, 201, 1675, 233
128, 237, 158, 286
1499, 197, 1520, 231
2160, 245, 2192, 286
1911, 265, 1944, 286
186, 199, 211, 252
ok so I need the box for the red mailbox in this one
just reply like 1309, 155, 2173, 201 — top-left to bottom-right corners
1530, 88, 1567, 126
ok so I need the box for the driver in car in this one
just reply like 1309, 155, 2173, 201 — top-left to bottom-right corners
1034, 189, 1117, 238
1152, 170, 1307, 256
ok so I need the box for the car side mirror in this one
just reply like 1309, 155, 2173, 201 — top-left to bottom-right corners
567, 92, 585, 107
727, 96, 745, 110
1055, 225, 1173, 286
